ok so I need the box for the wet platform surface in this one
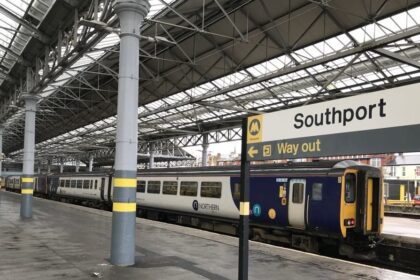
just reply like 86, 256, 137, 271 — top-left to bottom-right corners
383, 217, 420, 239
0, 190, 419, 280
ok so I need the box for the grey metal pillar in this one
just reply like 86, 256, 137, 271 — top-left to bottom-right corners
60, 160, 64, 173
47, 159, 51, 173
20, 95, 38, 219
75, 160, 80, 172
202, 133, 209, 167
0, 125, 3, 178
37, 164, 41, 174
111, 0, 150, 266
88, 155, 94, 172
149, 142, 155, 169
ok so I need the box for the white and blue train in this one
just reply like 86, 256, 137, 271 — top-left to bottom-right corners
6, 160, 384, 257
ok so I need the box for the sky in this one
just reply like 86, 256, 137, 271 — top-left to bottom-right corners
184, 140, 241, 161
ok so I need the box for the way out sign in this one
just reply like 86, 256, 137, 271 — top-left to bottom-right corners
246, 83, 420, 161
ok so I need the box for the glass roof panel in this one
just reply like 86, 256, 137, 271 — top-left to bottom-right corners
8, 3, 420, 159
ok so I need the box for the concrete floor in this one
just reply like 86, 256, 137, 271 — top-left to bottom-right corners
0, 191, 419, 280
383, 216, 420, 238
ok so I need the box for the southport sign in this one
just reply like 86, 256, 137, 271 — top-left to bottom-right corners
246, 83, 420, 161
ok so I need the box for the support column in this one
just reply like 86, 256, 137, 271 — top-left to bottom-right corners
111, 0, 150, 266
0, 125, 3, 178
149, 142, 154, 169
37, 164, 41, 174
47, 159, 51, 173
60, 159, 64, 173
202, 133, 209, 167
75, 159, 80, 172
88, 155, 94, 172
20, 95, 38, 219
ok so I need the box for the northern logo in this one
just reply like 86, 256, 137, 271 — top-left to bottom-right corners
192, 200, 199, 211
192, 200, 219, 211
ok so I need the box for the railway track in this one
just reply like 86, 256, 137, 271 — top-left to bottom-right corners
385, 211, 420, 219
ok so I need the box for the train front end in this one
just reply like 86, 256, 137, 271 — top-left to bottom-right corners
340, 164, 384, 255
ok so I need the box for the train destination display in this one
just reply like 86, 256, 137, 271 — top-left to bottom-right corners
246, 83, 420, 161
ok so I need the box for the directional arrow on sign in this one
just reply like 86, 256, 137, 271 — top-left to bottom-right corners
248, 146, 258, 158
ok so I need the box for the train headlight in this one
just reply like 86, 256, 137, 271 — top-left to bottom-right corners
344, 218, 355, 227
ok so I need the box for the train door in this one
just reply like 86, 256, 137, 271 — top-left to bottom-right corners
288, 179, 306, 229
366, 177, 380, 232
356, 170, 381, 234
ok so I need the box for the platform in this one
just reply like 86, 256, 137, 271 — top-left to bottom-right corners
383, 216, 420, 239
0, 191, 418, 280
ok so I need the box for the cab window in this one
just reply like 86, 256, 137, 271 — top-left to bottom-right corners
345, 173, 356, 203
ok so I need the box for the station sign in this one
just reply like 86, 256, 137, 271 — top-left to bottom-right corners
246, 83, 420, 161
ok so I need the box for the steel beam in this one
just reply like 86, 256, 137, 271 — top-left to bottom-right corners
202, 133, 209, 167
149, 142, 155, 168
88, 155, 94, 172
374, 48, 420, 70
111, 0, 150, 266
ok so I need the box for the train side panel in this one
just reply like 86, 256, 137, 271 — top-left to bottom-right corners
231, 175, 342, 237
135, 176, 239, 219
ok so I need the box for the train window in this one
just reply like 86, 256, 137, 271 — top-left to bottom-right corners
83, 180, 89, 189
59, 180, 64, 187
137, 180, 146, 193
292, 183, 304, 203
94, 180, 98, 190
70, 180, 76, 188
312, 183, 323, 201
65, 180, 70, 188
76, 180, 83, 189
233, 183, 240, 200
345, 174, 356, 203
200, 182, 222, 198
162, 181, 178, 195
180, 181, 198, 196
147, 181, 161, 194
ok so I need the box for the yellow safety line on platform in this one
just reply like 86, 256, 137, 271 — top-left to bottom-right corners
240, 202, 249, 216
21, 189, 33, 194
113, 178, 136, 188
22, 178, 34, 183
113, 202, 136, 212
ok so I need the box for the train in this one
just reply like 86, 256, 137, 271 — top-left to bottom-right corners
5, 160, 384, 258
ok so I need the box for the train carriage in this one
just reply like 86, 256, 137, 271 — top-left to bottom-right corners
4, 160, 383, 257
135, 160, 383, 255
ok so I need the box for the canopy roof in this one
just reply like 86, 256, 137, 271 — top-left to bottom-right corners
0, 0, 420, 164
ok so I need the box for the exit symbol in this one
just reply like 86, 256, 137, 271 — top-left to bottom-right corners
263, 145, 271, 157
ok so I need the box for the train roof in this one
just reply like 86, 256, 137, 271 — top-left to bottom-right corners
46, 160, 379, 178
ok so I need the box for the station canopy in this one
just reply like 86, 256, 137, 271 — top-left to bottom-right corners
0, 0, 420, 165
